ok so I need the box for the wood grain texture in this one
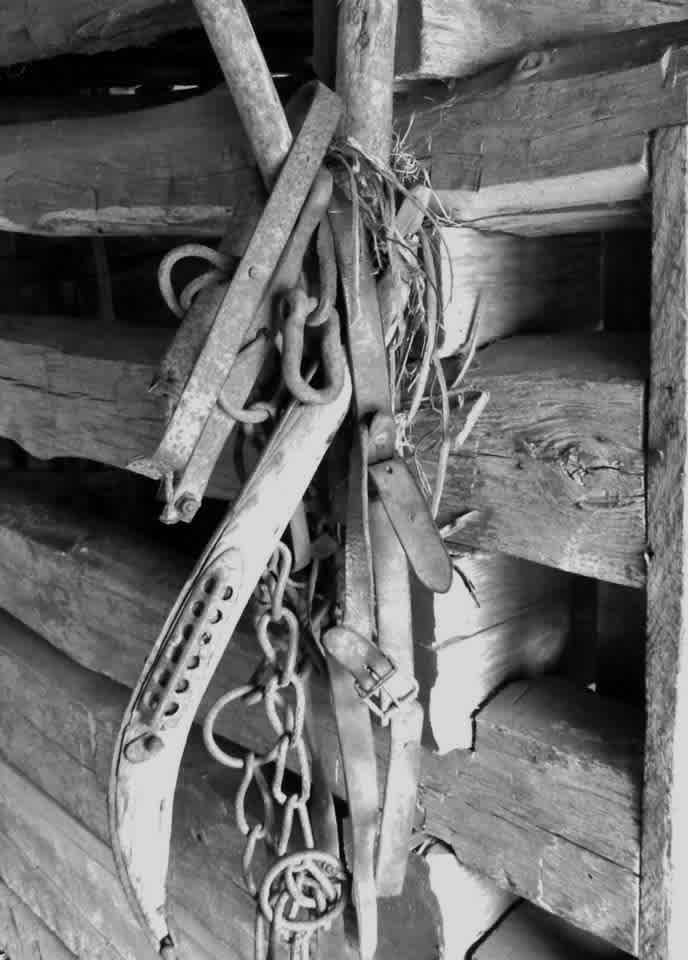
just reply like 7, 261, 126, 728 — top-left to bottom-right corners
416, 334, 647, 586
421, 679, 643, 954
395, 0, 688, 80
0, 476, 639, 948
0, 878, 76, 960
0, 318, 645, 583
396, 22, 688, 235
0, 86, 262, 238
641, 123, 688, 960
0, 313, 242, 499
0, 760, 225, 959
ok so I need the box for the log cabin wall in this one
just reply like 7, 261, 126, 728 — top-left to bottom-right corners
0, 5, 684, 960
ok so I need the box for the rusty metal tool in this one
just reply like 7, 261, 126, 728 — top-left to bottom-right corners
130, 81, 340, 491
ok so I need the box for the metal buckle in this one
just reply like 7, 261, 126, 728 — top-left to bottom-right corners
354, 656, 419, 721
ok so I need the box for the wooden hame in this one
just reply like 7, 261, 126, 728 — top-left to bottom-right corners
0, 316, 647, 586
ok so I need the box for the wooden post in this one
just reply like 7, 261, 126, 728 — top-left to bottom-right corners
642, 123, 688, 959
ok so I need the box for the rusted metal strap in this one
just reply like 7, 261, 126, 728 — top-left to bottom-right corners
130, 81, 341, 486
159, 163, 338, 522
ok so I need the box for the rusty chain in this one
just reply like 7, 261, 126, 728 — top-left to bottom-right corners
202, 542, 347, 959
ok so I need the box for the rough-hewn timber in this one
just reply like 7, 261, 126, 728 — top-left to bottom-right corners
415, 334, 647, 586
0, 878, 76, 960
6, 23, 688, 239
398, 21, 688, 234
0, 475, 640, 949
641, 122, 688, 960
0, 88, 263, 239
0, 318, 646, 583
394, 0, 688, 80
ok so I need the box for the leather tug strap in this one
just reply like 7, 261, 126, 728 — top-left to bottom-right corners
323, 188, 424, 954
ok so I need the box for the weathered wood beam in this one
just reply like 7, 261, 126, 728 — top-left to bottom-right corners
0, 476, 640, 948
0, 317, 646, 583
641, 123, 688, 960
0, 757, 245, 958
0, 0, 306, 66
416, 333, 647, 586
394, 1, 688, 80
0, 878, 75, 960
0, 313, 242, 499
4, 20, 688, 242
397, 21, 688, 235
0, 87, 262, 238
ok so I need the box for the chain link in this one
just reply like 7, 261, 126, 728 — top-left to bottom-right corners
203, 542, 347, 959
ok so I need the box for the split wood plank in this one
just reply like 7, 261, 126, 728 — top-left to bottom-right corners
641, 122, 688, 960
415, 333, 647, 586
0, 477, 640, 949
0, 613, 446, 960
0, 316, 646, 584
0, 877, 76, 960
394, 0, 688, 81
397, 21, 688, 235
4, 19, 688, 242
0, 87, 263, 238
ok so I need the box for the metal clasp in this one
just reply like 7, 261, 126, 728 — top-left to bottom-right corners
354, 655, 419, 722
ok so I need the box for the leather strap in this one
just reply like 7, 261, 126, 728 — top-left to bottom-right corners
370, 499, 422, 897
326, 433, 379, 960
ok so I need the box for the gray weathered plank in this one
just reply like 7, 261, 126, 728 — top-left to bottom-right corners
0, 87, 262, 238
641, 122, 688, 960
0, 878, 76, 960
0, 0, 305, 66
0, 313, 242, 499
397, 22, 688, 234
415, 334, 647, 586
0, 317, 646, 583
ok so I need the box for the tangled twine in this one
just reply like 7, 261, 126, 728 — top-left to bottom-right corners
327, 133, 478, 518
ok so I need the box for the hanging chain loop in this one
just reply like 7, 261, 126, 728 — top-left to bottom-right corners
203, 542, 347, 959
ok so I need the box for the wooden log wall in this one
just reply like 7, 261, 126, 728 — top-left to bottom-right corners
2, 21, 688, 241
0, 9, 672, 960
